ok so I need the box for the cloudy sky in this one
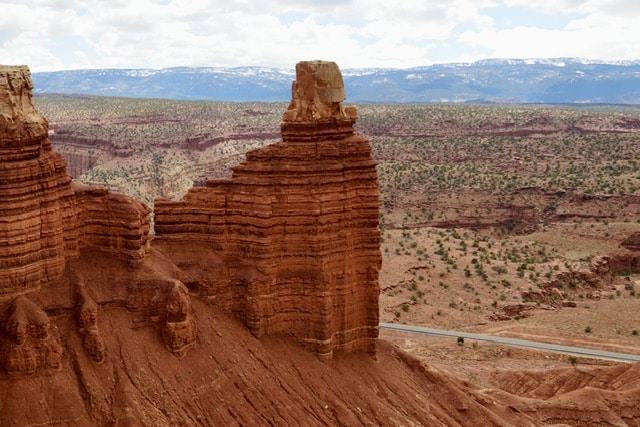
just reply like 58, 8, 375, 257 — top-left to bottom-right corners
2, 0, 639, 72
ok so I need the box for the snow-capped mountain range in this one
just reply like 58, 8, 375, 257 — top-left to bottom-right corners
32, 58, 640, 104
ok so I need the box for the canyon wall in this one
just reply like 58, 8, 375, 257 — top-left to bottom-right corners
155, 61, 381, 359
3, 63, 638, 427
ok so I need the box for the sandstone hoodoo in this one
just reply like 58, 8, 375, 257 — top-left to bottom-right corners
155, 60, 381, 360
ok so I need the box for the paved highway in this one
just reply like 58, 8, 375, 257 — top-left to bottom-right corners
380, 322, 640, 363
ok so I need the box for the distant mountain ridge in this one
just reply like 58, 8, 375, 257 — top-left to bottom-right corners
32, 58, 640, 104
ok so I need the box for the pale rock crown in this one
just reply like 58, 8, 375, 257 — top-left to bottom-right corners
283, 60, 358, 123
0, 66, 48, 143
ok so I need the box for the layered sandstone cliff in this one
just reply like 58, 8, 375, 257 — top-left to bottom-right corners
155, 61, 381, 359
1, 61, 380, 374
0, 66, 153, 376
0, 66, 76, 295
0, 66, 151, 298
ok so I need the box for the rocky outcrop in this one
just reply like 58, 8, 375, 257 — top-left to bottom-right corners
74, 275, 106, 363
0, 66, 48, 144
0, 65, 152, 373
155, 61, 381, 360
2, 61, 380, 366
490, 363, 640, 426
282, 61, 357, 123
0, 65, 151, 298
1, 66, 77, 295
0, 295, 62, 374
621, 232, 640, 252
162, 282, 197, 356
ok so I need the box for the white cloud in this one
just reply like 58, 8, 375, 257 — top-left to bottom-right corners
1, 0, 638, 72
459, 2, 639, 62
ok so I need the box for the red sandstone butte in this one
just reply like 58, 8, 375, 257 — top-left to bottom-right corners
155, 60, 382, 360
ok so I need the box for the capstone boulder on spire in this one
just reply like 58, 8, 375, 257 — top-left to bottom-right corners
0, 65, 48, 145
283, 60, 358, 123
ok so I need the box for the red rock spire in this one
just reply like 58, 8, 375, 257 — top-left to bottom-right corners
155, 60, 381, 359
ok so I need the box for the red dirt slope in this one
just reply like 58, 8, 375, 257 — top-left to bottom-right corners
0, 249, 538, 426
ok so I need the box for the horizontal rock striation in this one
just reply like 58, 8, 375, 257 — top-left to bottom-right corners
155, 61, 381, 359
621, 232, 640, 252
71, 183, 151, 264
0, 65, 151, 298
0, 148, 75, 294
1, 66, 78, 295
